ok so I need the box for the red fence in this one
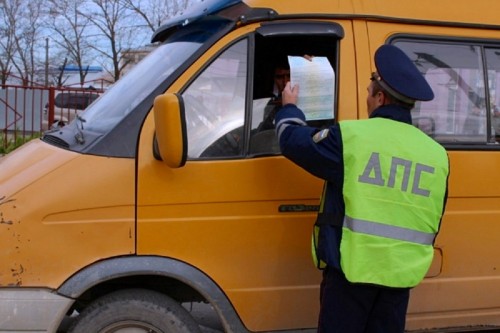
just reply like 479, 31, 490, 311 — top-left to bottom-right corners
1, 85, 103, 153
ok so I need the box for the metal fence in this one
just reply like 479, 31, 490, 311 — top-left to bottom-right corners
1, 85, 103, 153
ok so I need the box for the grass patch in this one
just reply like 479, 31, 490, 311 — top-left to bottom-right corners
0, 132, 41, 155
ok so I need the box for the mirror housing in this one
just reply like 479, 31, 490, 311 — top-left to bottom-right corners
153, 93, 187, 168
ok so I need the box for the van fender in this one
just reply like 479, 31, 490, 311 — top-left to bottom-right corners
57, 255, 247, 333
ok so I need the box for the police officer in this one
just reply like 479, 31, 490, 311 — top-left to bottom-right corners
275, 45, 449, 333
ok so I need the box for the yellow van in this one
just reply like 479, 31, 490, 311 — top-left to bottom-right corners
1, 0, 499, 332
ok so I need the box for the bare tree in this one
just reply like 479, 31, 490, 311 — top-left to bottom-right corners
120, 0, 191, 33
46, 0, 93, 87
1, 0, 200, 87
55, 57, 69, 87
1, 0, 44, 85
79, 0, 144, 81
0, 0, 16, 86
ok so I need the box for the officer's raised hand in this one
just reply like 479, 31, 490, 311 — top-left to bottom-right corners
282, 81, 299, 106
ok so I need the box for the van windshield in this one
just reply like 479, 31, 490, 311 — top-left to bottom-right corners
41, 17, 232, 156
80, 34, 208, 133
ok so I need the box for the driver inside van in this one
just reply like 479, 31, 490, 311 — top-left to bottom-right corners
256, 61, 291, 131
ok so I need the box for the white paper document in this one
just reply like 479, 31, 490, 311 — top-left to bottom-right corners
288, 56, 335, 120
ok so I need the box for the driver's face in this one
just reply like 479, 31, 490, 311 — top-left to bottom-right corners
274, 68, 291, 94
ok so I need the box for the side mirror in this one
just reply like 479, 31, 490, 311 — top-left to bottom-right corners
153, 93, 187, 168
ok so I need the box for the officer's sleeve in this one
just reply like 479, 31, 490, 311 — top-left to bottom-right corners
275, 104, 342, 183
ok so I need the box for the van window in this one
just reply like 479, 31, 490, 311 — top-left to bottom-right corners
250, 25, 339, 155
394, 39, 500, 145
486, 48, 500, 141
183, 39, 247, 158
182, 24, 340, 160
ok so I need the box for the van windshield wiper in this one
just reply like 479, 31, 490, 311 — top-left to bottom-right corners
75, 112, 86, 144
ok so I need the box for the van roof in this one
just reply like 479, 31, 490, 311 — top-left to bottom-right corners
244, 0, 500, 27
152, 0, 500, 42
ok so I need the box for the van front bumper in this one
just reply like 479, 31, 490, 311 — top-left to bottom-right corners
0, 288, 73, 332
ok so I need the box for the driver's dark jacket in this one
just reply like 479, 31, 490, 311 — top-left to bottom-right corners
275, 104, 414, 270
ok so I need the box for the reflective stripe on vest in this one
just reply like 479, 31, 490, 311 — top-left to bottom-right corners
339, 118, 448, 288
344, 216, 435, 246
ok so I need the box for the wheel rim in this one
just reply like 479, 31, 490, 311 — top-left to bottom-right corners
99, 320, 163, 333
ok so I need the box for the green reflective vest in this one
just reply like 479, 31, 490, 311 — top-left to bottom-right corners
337, 118, 448, 288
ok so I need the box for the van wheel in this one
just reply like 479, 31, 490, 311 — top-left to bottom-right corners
68, 289, 202, 333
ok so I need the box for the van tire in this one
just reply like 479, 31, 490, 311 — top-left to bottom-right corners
67, 288, 202, 333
